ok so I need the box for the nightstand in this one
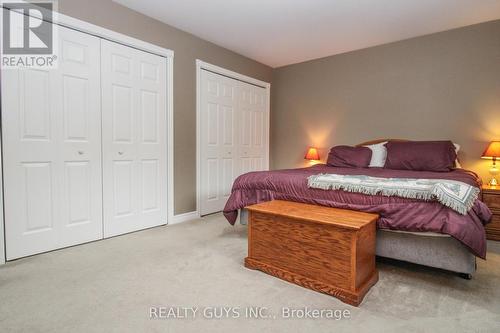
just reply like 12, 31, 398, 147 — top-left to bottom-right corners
482, 185, 500, 241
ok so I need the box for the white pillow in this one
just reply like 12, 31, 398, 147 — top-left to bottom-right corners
454, 143, 462, 168
364, 141, 388, 167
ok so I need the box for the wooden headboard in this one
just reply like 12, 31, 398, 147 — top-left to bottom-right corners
356, 139, 408, 147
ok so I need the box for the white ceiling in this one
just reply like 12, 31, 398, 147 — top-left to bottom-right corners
113, 0, 500, 68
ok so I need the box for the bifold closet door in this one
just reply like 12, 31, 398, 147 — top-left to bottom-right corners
199, 70, 268, 216
101, 40, 167, 237
199, 70, 240, 215
2, 24, 103, 260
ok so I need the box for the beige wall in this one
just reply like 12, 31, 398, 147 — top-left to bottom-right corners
54, 2, 500, 210
271, 20, 500, 182
58, 0, 273, 214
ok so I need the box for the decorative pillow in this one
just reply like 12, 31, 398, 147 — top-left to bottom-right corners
384, 141, 457, 172
454, 143, 462, 168
364, 141, 462, 169
327, 146, 372, 168
364, 141, 388, 167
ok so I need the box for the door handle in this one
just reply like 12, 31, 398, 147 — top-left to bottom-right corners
77, 151, 84, 155
118, 151, 124, 155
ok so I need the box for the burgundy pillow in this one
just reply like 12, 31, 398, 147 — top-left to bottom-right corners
384, 141, 457, 172
327, 146, 372, 168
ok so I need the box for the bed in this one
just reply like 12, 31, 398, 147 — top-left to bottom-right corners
223, 140, 492, 278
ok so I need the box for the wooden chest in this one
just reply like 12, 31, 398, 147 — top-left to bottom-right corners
244, 200, 379, 306
483, 185, 500, 241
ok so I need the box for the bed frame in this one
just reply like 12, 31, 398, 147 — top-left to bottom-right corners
239, 209, 476, 278
356, 139, 476, 278
240, 138, 478, 278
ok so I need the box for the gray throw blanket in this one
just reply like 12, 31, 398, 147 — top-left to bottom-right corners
307, 173, 480, 215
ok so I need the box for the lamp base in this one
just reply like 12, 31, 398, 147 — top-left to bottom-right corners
488, 163, 499, 187
489, 178, 498, 187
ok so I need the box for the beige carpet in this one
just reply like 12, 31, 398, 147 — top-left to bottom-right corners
0, 213, 499, 333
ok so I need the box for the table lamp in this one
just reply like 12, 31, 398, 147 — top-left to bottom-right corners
305, 147, 320, 165
482, 141, 500, 186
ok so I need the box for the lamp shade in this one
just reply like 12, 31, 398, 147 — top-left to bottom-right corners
482, 141, 500, 159
305, 147, 320, 160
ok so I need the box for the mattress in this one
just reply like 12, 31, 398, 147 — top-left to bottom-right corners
224, 164, 490, 258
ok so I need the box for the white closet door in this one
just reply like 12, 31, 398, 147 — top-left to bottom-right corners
238, 83, 268, 174
199, 70, 269, 216
101, 40, 167, 237
199, 70, 240, 216
2, 25, 102, 259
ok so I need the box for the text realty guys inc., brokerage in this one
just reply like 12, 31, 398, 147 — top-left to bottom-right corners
150, 306, 351, 320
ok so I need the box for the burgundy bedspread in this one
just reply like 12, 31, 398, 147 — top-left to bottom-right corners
223, 164, 492, 258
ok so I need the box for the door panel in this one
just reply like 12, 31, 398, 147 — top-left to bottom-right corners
240, 108, 251, 147
141, 91, 159, 143
207, 158, 219, 200
59, 27, 103, 248
112, 85, 134, 142
142, 159, 160, 212
222, 106, 234, 146
101, 40, 167, 237
23, 162, 54, 233
2, 24, 102, 259
254, 111, 263, 147
20, 70, 51, 140
222, 158, 234, 197
65, 161, 91, 225
113, 160, 134, 217
63, 75, 90, 141
238, 83, 267, 174
200, 71, 240, 215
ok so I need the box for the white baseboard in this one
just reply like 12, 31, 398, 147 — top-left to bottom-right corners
170, 211, 200, 225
